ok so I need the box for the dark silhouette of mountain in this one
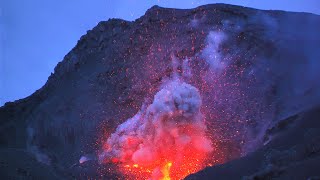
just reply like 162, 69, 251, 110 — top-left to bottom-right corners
1, 3, 320, 179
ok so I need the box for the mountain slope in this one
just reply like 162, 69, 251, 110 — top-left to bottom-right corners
186, 106, 320, 179
1, 3, 320, 179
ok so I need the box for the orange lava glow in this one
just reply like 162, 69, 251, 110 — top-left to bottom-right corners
98, 77, 229, 179
117, 140, 215, 180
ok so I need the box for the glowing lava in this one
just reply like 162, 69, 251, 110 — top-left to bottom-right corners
120, 146, 211, 180
99, 77, 214, 179
118, 124, 214, 180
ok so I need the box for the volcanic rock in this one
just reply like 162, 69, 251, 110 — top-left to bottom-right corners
1, 3, 320, 179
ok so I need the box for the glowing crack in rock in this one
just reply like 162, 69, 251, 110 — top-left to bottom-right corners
99, 77, 213, 179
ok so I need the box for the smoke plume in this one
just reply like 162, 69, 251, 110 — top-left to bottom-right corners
99, 74, 212, 179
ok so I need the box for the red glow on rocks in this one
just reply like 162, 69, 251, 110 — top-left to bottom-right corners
120, 149, 210, 180
99, 78, 219, 179
108, 124, 218, 180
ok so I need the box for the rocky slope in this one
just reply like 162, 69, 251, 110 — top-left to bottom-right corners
1, 3, 320, 179
186, 106, 320, 179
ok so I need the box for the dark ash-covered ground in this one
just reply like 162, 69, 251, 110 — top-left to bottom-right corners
186, 106, 320, 179
1, 3, 320, 179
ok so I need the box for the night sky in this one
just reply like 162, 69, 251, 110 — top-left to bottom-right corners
1, 0, 320, 105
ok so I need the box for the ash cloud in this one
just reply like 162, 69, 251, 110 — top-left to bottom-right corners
99, 67, 212, 178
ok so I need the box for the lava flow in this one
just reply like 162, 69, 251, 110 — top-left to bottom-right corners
99, 77, 215, 179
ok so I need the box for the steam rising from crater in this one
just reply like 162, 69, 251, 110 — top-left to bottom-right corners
99, 77, 212, 179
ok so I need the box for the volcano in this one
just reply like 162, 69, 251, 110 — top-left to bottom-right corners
1, 3, 320, 180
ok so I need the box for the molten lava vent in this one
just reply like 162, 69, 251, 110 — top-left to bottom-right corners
99, 73, 216, 179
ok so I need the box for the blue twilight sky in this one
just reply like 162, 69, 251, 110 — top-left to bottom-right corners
1, 0, 320, 106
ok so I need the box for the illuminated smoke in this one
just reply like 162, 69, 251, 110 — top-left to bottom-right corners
201, 31, 227, 70
99, 73, 212, 179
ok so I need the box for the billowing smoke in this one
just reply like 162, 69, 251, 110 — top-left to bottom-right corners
99, 76, 213, 179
